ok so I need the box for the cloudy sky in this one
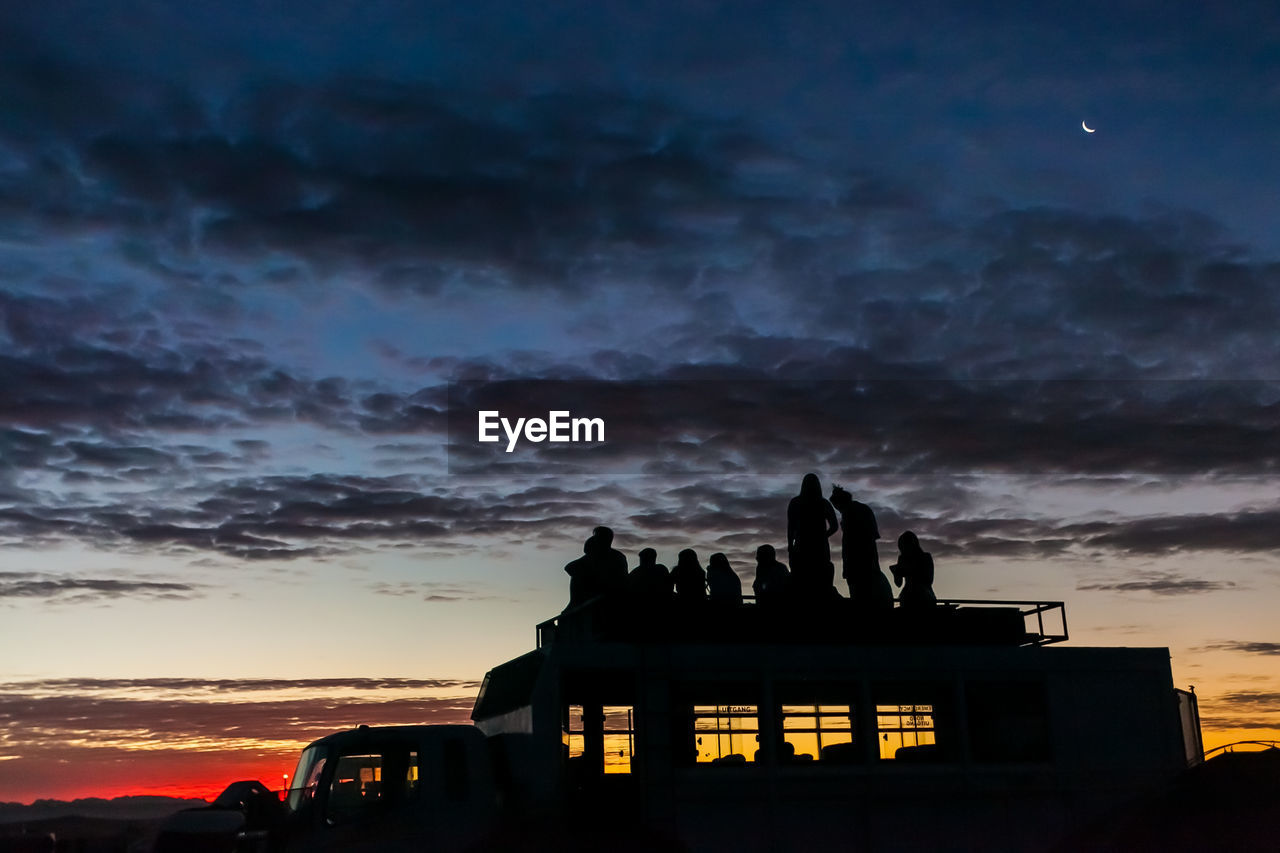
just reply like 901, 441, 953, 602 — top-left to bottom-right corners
2, 0, 1279, 802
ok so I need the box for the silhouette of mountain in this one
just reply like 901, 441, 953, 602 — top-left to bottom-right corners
0, 795, 207, 824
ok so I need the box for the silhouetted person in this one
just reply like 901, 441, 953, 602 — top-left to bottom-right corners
563, 527, 627, 610
591, 525, 629, 599
891, 530, 936, 609
671, 548, 706, 602
830, 484, 892, 612
751, 544, 790, 606
564, 537, 604, 609
787, 473, 838, 599
706, 552, 743, 606
628, 547, 672, 606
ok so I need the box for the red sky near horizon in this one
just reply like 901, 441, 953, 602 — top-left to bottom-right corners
0, 679, 478, 804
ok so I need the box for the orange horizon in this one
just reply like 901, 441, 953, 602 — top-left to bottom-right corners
1199, 728, 1280, 757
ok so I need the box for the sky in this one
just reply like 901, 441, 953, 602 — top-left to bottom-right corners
2, 0, 1280, 803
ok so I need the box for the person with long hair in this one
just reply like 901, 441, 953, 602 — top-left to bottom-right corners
751, 544, 790, 606
707, 552, 743, 606
786, 473, 838, 597
890, 531, 936, 609
672, 548, 707, 602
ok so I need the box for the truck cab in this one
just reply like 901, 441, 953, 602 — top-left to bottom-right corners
281, 724, 497, 853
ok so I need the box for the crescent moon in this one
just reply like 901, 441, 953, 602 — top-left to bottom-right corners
1082, 121, 1096, 133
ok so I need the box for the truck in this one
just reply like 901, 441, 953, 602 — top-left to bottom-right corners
154, 596, 1207, 852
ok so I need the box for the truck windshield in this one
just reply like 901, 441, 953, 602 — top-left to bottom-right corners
287, 745, 328, 812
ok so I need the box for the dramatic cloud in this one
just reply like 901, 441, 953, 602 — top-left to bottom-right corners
1075, 572, 1235, 596
1063, 510, 1280, 556
370, 581, 511, 603
6, 449, 1280, 567
0, 333, 399, 437
1199, 690, 1280, 734
0, 677, 480, 762
0, 572, 202, 603
1200, 642, 1280, 656
1212, 691, 1280, 712
3, 677, 478, 693
4, 51, 1280, 384
1, 471, 613, 559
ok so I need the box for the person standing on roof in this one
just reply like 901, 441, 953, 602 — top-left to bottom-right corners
830, 484, 892, 612
787, 473, 839, 599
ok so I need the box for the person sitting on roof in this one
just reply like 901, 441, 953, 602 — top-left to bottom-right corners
890, 530, 936, 609
563, 526, 628, 610
564, 537, 603, 610
752, 545, 790, 606
628, 547, 672, 606
591, 525, 629, 599
671, 548, 707, 602
707, 552, 744, 606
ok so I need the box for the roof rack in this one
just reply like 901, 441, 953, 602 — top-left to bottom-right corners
536, 597, 1067, 649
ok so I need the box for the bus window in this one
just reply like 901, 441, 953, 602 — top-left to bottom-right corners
780, 704, 856, 763
693, 705, 759, 764
562, 703, 635, 774
602, 705, 634, 775
876, 704, 936, 760
562, 704, 585, 760
326, 754, 383, 824
325, 749, 420, 824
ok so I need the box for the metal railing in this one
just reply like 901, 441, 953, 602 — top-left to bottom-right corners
935, 599, 1068, 645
